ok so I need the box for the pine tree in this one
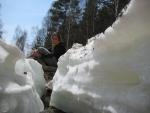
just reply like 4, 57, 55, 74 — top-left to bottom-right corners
82, 0, 97, 39
43, 0, 81, 49
63, 0, 81, 49
42, 0, 130, 50
43, 0, 66, 49
94, 0, 116, 34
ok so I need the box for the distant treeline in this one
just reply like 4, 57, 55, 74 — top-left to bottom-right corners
32, 0, 130, 50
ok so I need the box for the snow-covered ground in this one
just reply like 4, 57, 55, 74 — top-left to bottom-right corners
50, 0, 150, 113
0, 40, 45, 113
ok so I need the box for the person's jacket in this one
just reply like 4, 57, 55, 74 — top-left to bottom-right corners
52, 42, 66, 60
44, 42, 66, 61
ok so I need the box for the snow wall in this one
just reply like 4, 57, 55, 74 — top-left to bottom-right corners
50, 0, 150, 113
0, 40, 45, 113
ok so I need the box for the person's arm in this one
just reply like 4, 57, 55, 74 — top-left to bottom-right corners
41, 53, 54, 58
37, 47, 54, 58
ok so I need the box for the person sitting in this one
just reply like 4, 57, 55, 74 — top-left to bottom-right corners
41, 32, 66, 67
30, 32, 66, 81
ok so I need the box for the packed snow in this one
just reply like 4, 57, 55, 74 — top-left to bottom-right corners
50, 0, 150, 113
0, 40, 45, 113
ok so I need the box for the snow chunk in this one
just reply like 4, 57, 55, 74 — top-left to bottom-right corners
0, 40, 45, 113
0, 45, 9, 63
25, 59, 46, 97
50, 0, 150, 113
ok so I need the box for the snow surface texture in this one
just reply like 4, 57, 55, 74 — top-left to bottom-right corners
0, 40, 45, 113
50, 0, 150, 113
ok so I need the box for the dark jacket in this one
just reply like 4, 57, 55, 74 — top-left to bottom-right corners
44, 42, 66, 61
51, 42, 66, 60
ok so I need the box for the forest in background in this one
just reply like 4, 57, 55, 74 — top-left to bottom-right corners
0, 0, 130, 53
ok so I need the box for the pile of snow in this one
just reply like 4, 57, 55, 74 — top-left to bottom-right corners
25, 59, 46, 97
50, 0, 150, 113
0, 40, 45, 113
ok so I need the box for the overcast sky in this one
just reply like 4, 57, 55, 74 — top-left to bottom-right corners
1, 0, 55, 43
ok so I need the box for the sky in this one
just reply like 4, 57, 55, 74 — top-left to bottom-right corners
1, 0, 55, 43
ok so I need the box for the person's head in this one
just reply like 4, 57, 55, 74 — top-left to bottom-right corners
51, 32, 61, 46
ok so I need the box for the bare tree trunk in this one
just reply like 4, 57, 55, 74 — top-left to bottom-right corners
114, 0, 119, 18
66, 0, 72, 50
66, 19, 71, 49
92, 1, 96, 34
85, 0, 89, 39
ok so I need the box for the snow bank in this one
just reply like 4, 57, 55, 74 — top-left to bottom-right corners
50, 0, 150, 113
0, 40, 45, 113
25, 59, 46, 97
